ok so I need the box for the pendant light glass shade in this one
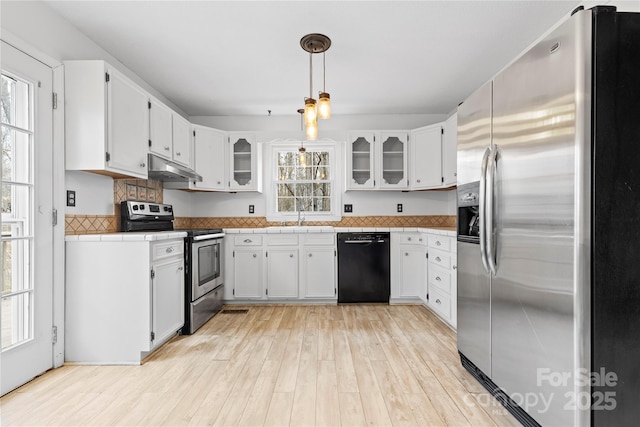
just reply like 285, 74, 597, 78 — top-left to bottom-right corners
306, 118, 318, 140
318, 92, 331, 119
304, 98, 317, 125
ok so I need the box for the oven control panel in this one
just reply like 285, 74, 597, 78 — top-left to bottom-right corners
122, 201, 174, 218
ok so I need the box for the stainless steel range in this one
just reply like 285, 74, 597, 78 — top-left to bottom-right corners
120, 201, 225, 334
183, 229, 225, 334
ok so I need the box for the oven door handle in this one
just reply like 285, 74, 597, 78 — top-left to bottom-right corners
193, 233, 226, 241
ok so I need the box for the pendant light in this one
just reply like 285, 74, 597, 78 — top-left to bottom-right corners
318, 52, 331, 119
300, 33, 331, 140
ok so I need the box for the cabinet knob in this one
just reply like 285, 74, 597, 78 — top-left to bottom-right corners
244, 239, 252, 243
290, 254, 294, 258
140, 162, 146, 168
436, 241, 441, 246
436, 299, 441, 304
176, 152, 181, 156
407, 237, 412, 241
419, 238, 423, 242
166, 247, 174, 253
217, 181, 221, 185
417, 179, 421, 183
453, 265, 457, 270
253, 253, 257, 258
164, 146, 170, 151
308, 253, 312, 257
405, 252, 409, 256
435, 256, 441, 262
178, 266, 183, 271
436, 276, 441, 281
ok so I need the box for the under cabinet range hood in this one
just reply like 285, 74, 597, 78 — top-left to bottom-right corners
147, 153, 202, 182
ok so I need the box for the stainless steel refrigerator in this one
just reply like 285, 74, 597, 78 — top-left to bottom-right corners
456, 6, 640, 427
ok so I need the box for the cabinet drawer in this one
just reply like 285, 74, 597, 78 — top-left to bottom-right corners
428, 248, 451, 269
428, 234, 451, 251
152, 240, 184, 262
234, 235, 263, 246
429, 265, 451, 294
267, 234, 299, 246
429, 287, 451, 319
399, 233, 426, 245
303, 233, 335, 246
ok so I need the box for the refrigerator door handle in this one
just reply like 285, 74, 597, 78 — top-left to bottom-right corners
486, 145, 499, 275
479, 147, 491, 274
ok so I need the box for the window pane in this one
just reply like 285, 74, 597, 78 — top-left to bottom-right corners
1, 293, 32, 349
1, 74, 30, 130
2, 127, 31, 184
278, 197, 296, 212
2, 239, 30, 294
2, 183, 31, 228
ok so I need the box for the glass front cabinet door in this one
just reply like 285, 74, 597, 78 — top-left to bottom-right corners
379, 132, 408, 189
347, 132, 376, 189
228, 133, 259, 191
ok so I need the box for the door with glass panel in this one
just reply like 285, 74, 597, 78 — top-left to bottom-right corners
1, 41, 54, 395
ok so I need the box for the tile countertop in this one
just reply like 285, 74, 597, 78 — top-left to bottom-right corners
223, 226, 456, 237
65, 231, 188, 242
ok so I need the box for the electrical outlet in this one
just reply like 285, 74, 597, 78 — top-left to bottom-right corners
67, 190, 76, 207
344, 204, 353, 213
249, 205, 255, 214
397, 203, 403, 213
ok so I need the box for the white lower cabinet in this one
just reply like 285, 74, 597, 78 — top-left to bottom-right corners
65, 237, 185, 364
151, 258, 185, 345
427, 234, 457, 328
233, 248, 264, 299
227, 232, 336, 302
391, 232, 427, 302
266, 248, 299, 298
301, 233, 336, 299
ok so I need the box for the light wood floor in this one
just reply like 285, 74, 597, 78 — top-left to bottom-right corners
1, 305, 520, 426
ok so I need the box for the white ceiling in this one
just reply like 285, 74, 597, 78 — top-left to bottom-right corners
42, 0, 582, 117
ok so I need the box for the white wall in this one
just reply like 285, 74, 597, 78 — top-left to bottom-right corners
163, 189, 194, 217
65, 171, 114, 215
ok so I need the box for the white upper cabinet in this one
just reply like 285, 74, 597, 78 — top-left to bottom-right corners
65, 60, 149, 179
149, 98, 173, 160
410, 124, 443, 190
149, 97, 193, 168
346, 132, 376, 189
194, 126, 226, 190
346, 131, 409, 190
442, 113, 458, 186
172, 113, 192, 168
228, 132, 261, 191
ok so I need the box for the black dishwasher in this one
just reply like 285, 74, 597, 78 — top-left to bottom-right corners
337, 232, 390, 303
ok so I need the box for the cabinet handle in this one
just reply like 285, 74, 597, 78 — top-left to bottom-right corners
436, 276, 441, 281
290, 254, 294, 258
253, 253, 257, 258
140, 162, 146, 168
435, 256, 441, 262
436, 299, 441, 304
244, 239, 252, 243
166, 247, 174, 253
176, 152, 181, 156
164, 146, 170, 151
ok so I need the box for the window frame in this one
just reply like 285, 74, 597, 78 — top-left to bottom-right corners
265, 140, 342, 223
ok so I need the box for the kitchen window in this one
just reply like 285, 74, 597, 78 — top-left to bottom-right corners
266, 141, 341, 222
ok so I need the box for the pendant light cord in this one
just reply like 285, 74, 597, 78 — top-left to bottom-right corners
323, 52, 326, 92
309, 52, 313, 99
